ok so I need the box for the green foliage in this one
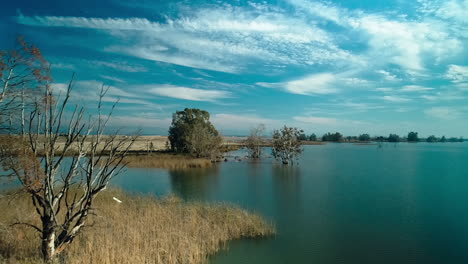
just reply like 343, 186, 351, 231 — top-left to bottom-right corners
407, 131, 419, 142
374, 136, 385, 142
308, 133, 317, 141
271, 126, 303, 165
358, 134, 371, 142
322, 132, 343, 142
298, 133, 308, 141
440, 136, 447, 142
168, 108, 222, 158
448, 137, 464, 143
388, 134, 400, 142
426, 135, 437, 143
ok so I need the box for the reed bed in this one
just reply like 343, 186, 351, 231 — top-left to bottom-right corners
0, 189, 275, 264
122, 153, 214, 169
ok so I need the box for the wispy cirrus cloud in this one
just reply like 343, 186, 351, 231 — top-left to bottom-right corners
148, 85, 232, 102
14, 2, 356, 74
257, 71, 372, 95
382, 95, 412, 102
400, 85, 434, 92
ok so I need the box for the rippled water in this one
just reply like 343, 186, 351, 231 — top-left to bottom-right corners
95, 143, 468, 263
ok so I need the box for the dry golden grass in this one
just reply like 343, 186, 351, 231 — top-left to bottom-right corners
0, 189, 275, 264
122, 153, 214, 169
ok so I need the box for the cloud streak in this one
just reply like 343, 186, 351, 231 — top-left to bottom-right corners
149, 85, 232, 102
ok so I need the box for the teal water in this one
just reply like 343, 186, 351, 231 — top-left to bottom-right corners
112, 143, 468, 264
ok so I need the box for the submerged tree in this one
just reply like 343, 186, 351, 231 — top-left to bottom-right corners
0, 77, 137, 262
271, 126, 303, 165
245, 124, 266, 159
168, 108, 222, 159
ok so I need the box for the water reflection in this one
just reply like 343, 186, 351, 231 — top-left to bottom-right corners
168, 166, 220, 200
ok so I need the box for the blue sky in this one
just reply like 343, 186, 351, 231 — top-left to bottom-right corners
1, 0, 467, 137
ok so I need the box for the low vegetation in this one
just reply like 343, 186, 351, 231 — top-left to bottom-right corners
0, 189, 275, 264
122, 153, 213, 169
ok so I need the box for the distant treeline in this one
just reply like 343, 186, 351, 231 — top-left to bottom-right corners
298, 131, 464, 143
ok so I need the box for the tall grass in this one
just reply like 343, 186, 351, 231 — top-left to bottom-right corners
0, 189, 275, 264
122, 153, 213, 169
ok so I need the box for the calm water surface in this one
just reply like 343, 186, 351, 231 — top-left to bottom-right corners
112, 143, 468, 264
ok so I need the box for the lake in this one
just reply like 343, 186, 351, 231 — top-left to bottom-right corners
114, 143, 468, 264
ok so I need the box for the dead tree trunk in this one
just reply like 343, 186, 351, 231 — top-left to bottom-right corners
1, 77, 138, 262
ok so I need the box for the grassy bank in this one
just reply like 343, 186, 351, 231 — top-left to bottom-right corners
122, 153, 214, 169
0, 189, 275, 264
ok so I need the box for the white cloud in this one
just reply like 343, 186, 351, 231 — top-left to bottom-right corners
421, 91, 465, 101
445, 64, 468, 83
149, 85, 232, 102
285, 73, 338, 95
92, 61, 147, 72
114, 46, 239, 73
99, 75, 126, 83
400, 85, 434, 92
375, 87, 393, 92
290, 0, 463, 75
15, 3, 355, 74
382, 95, 411, 102
424, 107, 462, 120
287, 0, 348, 26
52, 80, 161, 108
17, 15, 163, 31
377, 70, 399, 81
419, 0, 468, 23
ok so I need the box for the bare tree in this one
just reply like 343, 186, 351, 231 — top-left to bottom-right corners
0, 77, 137, 261
0, 36, 50, 134
245, 124, 266, 159
271, 126, 303, 165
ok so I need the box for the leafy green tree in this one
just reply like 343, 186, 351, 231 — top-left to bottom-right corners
168, 108, 222, 158
374, 136, 385, 142
322, 132, 343, 142
358, 134, 371, 142
298, 133, 308, 141
271, 126, 303, 165
308, 133, 317, 141
407, 131, 419, 142
388, 134, 400, 142
448, 137, 464, 143
426, 135, 437, 143
440, 136, 447, 142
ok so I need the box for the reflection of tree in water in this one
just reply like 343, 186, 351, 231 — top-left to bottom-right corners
272, 165, 302, 211
168, 166, 219, 200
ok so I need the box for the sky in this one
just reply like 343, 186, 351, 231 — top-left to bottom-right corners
0, 0, 467, 137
